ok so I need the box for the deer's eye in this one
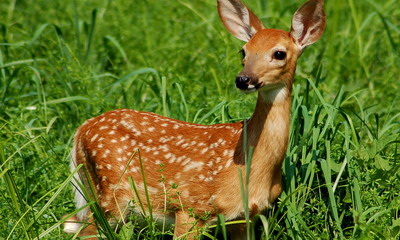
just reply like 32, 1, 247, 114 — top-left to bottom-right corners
274, 51, 286, 60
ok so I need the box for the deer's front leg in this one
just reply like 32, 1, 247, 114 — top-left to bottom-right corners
227, 223, 249, 240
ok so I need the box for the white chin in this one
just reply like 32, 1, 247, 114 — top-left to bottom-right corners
241, 85, 257, 93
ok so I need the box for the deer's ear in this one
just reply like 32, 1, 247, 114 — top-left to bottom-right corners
290, 0, 326, 50
218, 0, 264, 42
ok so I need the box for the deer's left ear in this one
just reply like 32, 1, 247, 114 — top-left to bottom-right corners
218, 0, 265, 42
290, 0, 326, 50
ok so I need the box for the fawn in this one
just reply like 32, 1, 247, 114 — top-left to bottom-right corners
64, 0, 325, 238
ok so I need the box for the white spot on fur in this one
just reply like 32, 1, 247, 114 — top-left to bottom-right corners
131, 167, 139, 173
183, 161, 204, 172
181, 158, 191, 166
176, 155, 186, 163
99, 125, 108, 130
102, 149, 111, 158
90, 134, 99, 142
201, 147, 209, 154
159, 145, 169, 152
225, 159, 233, 168
205, 176, 213, 182
176, 139, 185, 146
181, 143, 189, 148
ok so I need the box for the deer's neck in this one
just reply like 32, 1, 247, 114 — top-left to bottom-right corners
215, 85, 292, 217
247, 86, 291, 162
245, 86, 292, 203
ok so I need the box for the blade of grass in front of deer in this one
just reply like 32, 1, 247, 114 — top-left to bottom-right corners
216, 214, 228, 240
237, 168, 249, 236
33, 206, 95, 240
114, 151, 138, 223
253, 214, 269, 240
79, 165, 115, 238
241, 118, 252, 238
128, 176, 147, 218
137, 150, 154, 226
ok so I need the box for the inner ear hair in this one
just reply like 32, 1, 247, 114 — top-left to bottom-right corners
218, 0, 264, 42
290, 0, 326, 49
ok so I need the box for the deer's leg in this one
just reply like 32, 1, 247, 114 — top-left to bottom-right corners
77, 197, 130, 239
227, 223, 249, 240
174, 210, 203, 239
64, 214, 98, 239
78, 216, 98, 239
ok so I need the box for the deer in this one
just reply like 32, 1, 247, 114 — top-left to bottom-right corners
63, 0, 325, 239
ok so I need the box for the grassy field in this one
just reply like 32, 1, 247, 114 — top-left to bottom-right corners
1, 0, 399, 239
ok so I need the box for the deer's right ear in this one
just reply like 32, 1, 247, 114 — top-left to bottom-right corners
290, 0, 326, 50
218, 0, 264, 42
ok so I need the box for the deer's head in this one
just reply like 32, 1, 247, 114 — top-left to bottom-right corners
218, 0, 326, 94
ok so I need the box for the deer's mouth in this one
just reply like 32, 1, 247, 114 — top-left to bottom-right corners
237, 82, 262, 93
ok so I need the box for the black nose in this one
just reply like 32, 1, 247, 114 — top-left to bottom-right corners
235, 76, 251, 89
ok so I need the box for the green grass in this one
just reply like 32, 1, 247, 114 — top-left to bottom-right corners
1, 0, 400, 239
